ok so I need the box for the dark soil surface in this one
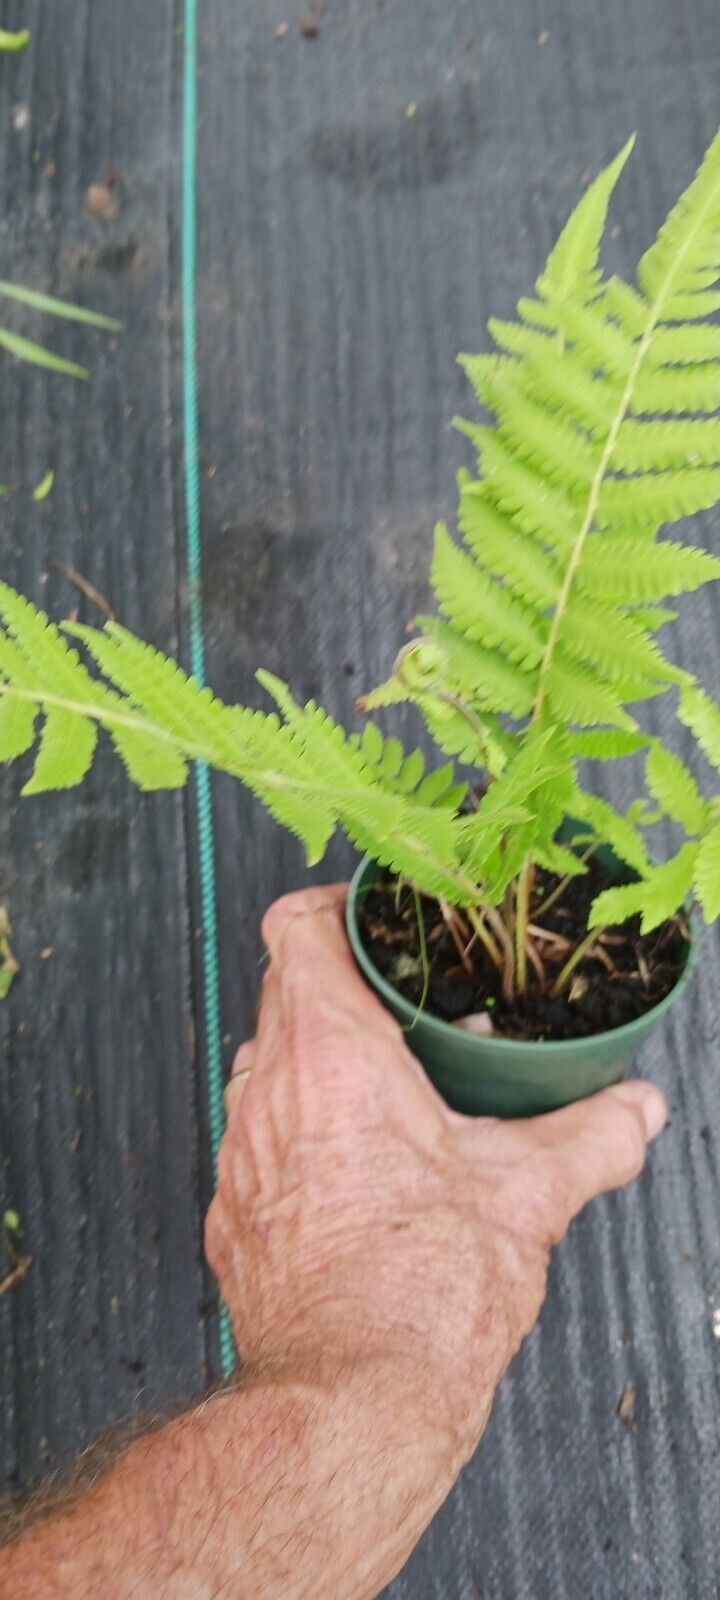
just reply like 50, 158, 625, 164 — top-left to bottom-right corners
358, 858, 690, 1042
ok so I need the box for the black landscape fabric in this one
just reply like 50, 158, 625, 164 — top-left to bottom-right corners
1, 2, 719, 1596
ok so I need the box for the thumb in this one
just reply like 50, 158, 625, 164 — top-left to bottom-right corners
521, 1080, 668, 1227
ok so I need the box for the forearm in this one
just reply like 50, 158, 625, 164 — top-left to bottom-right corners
0, 1355, 468, 1600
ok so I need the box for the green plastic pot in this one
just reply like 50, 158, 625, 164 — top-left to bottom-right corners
346, 854, 698, 1118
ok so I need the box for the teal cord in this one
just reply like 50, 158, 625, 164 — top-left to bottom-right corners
182, 0, 235, 1379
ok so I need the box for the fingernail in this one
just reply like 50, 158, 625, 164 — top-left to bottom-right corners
609, 1081, 668, 1141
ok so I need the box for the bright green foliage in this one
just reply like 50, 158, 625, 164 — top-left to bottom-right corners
0, 28, 29, 50
0, 906, 18, 1001
645, 743, 709, 834
2, 132, 720, 950
0, 280, 119, 381
32, 469, 54, 502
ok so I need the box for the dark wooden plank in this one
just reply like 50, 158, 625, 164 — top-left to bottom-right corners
0, 0, 207, 1489
195, 2, 720, 1596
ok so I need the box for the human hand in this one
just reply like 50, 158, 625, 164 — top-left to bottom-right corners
205, 885, 667, 1459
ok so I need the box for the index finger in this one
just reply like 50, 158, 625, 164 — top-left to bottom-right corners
261, 884, 398, 1036
259, 883, 445, 1112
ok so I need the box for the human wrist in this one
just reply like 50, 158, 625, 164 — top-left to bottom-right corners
229, 1285, 502, 1469
0, 1353, 462, 1600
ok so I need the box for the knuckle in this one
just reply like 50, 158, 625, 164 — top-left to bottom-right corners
261, 891, 300, 949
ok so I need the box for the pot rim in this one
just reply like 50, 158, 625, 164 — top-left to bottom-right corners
345, 854, 700, 1058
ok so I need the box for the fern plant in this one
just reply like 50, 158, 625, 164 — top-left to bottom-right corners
2, 129, 720, 1010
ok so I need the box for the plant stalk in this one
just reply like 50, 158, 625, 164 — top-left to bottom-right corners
465, 906, 504, 977
550, 925, 608, 999
476, 903, 516, 1002
514, 862, 533, 995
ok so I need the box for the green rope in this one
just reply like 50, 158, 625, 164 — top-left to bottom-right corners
182, 0, 235, 1379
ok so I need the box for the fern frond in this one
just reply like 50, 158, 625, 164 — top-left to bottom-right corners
544, 655, 639, 731
70, 622, 247, 769
417, 696, 513, 776
587, 879, 648, 930
22, 709, 98, 795
678, 685, 720, 770
646, 324, 720, 366
415, 617, 536, 717
523, 344, 624, 435
0, 695, 36, 759
110, 726, 189, 790
359, 618, 535, 720
430, 523, 546, 665
628, 606, 677, 632
638, 126, 720, 316
457, 485, 562, 606
539, 137, 635, 306
601, 276, 650, 335
335, 789, 476, 904
645, 742, 710, 832
613, 418, 720, 471
456, 371, 598, 492
459, 727, 571, 885
597, 466, 720, 527
352, 720, 466, 809
631, 364, 720, 414
694, 822, 720, 921
560, 594, 681, 685
536, 297, 636, 377
636, 844, 699, 933
568, 729, 650, 760
473, 433, 580, 553
577, 535, 720, 600
575, 792, 651, 874
3, 131, 720, 947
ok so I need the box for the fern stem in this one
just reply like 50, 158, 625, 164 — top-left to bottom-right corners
465, 906, 504, 975
550, 925, 608, 999
514, 862, 533, 994
470, 903, 516, 1000
533, 335, 659, 719
406, 887, 430, 1033
532, 195, 720, 721
439, 899, 475, 975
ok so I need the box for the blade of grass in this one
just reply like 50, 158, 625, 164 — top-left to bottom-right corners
0, 327, 87, 379
0, 280, 121, 331
32, 468, 54, 503
0, 29, 29, 51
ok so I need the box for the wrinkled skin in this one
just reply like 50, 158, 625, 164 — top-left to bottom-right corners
0, 886, 667, 1600
206, 885, 666, 1456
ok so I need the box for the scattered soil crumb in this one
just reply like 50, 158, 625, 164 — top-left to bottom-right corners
275, 21, 288, 38
300, 12, 320, 37
86, 179, 120, 222
617, 1384, 638, 1433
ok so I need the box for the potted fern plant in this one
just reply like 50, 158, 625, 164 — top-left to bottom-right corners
1, 129, 720, 1115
